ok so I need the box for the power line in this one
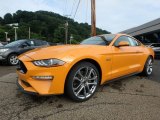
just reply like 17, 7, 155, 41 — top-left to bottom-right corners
70, 0, 77, 16
64, 0, 68, 15
73, 0, 81, 19
85, 0, 89, 22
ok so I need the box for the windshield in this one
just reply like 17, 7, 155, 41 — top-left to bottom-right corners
5, 40, 25, 47
80, 34, 116, 45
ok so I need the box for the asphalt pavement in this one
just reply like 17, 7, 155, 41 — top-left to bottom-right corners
0, 60, 159, 120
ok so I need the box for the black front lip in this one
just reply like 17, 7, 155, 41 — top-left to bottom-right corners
16, 79, 38, 95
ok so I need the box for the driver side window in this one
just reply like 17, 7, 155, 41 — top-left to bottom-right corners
114, 36, 132, 46
21, 42, 29, 48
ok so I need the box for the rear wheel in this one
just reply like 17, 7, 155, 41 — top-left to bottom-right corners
66, 62, 100, 102
8, 54, 19, 66
141, 56, 153, 76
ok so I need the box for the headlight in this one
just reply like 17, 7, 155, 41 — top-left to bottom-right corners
33, 59, 66, 67
0, 49, 9, 52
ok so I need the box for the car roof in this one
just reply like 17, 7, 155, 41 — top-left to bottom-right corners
16, 39, 47, 42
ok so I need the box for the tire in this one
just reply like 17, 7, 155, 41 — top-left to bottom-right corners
141, 56, 153, 76
65, 62, 100, 102
7, 54, 19, 66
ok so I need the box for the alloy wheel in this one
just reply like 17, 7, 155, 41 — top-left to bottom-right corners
147, 58, 153, 75
72, 67, 98, 100
9, 55, 19, 65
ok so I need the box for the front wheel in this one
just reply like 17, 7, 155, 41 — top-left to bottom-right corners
8, 54, 19, 66
65, 62, 100, 102
141, 56, 153, 76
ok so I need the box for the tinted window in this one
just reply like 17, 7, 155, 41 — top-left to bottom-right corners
26, 40, 35, 46
34, 40, 43, 46
114, 36, 132, 46
80, 36, 107, 45
5, 40, 25, 47
41, 41, 48, 45
34, 40, 48, 46
101, 34, 116, 42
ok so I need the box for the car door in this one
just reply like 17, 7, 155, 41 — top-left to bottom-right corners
111, 36, 142, 79
127, 36, 144, 69
19, 40, 35, 54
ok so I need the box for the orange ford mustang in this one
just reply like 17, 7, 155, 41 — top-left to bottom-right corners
17, 34, 154, 102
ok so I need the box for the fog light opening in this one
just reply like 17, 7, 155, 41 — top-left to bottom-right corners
32, 76, 54, 80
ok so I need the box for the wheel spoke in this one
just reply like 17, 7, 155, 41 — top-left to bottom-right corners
88, 76, 97, 81
87, 68, 93, 79
76, 85, 84, 96
87, 82, 97, 85
86, 84, 91, 94
74, 77, 82, 82
83, 86, 87, 98
74, 83, 82, 91
85, 67, 89, 77
78, 70, 84, 78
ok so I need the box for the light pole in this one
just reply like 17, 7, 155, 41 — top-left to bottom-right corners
65, 21, 68, 44
64, 15, 71, 44
70, 34, 73, 44
29, 27, 31, 39
13, 27, 18, 41
4, 32, 8, 42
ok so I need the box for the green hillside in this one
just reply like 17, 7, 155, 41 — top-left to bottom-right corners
0, 10, 110, 43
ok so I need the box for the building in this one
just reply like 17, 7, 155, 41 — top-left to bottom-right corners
7, 23, 19, 27
120, 18, 160, 44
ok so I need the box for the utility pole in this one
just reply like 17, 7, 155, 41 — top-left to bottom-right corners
4, 32, 8, 41
13, 27, 18, 41
91, 0, 96, 36
65, 21, 68, 44
29, 27, 31, 39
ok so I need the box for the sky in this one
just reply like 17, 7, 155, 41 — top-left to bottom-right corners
0, 0, 160, 33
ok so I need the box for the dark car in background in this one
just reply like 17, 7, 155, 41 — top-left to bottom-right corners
147, 43, 160, 58
0, 39, 50, 65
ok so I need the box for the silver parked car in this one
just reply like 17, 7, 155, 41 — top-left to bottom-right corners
148, 43, 160, 58
0, 43, 3, 47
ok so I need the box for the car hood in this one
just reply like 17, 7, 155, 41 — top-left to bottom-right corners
21, 45, 109, 61
0, 46, 15, 49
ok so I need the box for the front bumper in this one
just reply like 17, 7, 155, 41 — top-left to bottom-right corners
17, 58, 70, 95
0, 55, 6, 61
16, 79, 38, 95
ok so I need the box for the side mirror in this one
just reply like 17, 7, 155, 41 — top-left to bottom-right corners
116, 41, 130, 47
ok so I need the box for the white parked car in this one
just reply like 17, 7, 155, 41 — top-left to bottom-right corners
0, 43, 3, 47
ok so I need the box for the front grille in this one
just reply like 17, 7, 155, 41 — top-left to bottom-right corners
17, 61, 27, 74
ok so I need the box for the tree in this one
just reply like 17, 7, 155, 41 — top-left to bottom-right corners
4, 13, 13, 24
0, 10, 110, 43
54, 27, 65, 43
0, 28, 5, 41
0, 17, 3, 24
